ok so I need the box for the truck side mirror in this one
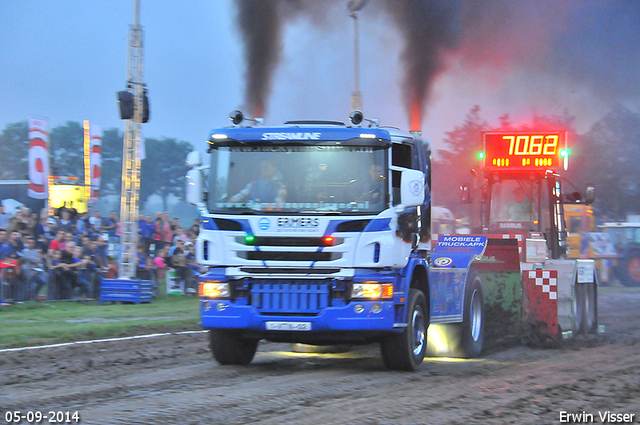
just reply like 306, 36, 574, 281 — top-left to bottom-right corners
585, 184, 595, 204
400, 169, 425, 207
460, 184, 472, 204
186, 169, 203, 205
186, 151, 202, 167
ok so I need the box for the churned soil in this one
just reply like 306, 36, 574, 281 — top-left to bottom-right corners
1, 288, 639, 425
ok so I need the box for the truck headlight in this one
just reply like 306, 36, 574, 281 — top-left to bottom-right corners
351, 283, 393, 300
199, 282, 231, 298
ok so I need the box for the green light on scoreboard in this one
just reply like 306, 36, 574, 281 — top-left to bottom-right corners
477, 151, 485, 160
244, 235, 255, 244
560, 149, 569, 158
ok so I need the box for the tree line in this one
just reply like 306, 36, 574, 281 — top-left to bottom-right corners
0, 121, 194, 212
2, 105, 638, 222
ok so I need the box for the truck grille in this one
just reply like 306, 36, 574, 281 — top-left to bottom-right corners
237, 236, 343, 247
239, 251, 342, 262
251, 280, 330, 314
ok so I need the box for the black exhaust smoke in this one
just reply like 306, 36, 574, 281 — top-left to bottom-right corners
236, 0, 282, 118
235, 0, 335, 119
384, 0, 463, 132
234, 0, 640, 127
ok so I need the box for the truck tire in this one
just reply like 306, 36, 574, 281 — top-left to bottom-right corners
580, 281, 598, 334
574, 277, 598, 335
460, 270, 484, 358
209, 329, 259, 365
380, 288, 428, 371
573, 281, 584, 334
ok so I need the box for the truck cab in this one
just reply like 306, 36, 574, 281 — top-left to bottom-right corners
187, 111, 433, 370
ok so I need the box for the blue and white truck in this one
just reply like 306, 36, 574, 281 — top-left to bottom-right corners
185, 111, 577, 370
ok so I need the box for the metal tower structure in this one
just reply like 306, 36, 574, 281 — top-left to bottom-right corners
119, 0, 144, 279
348, 0, 367, 113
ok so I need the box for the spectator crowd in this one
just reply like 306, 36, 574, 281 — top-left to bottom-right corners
0, 203, 200, 302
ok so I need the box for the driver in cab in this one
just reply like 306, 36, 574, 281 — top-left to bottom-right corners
229, 160, 287, 204
507, 187, 534, 221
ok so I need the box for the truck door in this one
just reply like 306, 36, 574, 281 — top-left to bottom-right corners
547, 174, 568, 259
392, 141, 425, 243
415, 139, 431, 239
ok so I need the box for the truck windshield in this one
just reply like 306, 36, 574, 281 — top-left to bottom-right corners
489, 178, 549, 231
207, 145, 387, 214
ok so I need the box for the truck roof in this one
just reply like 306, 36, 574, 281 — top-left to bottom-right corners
208, 124, 392, 144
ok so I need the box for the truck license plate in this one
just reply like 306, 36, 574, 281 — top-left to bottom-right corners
265, 321, 312, 331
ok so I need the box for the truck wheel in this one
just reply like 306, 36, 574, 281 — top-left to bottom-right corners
380, 288, 428, 371
460, 270, 484, 358
209, 329, 259, 365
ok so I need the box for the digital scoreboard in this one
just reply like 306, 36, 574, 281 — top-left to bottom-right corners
483, 131, 568, 171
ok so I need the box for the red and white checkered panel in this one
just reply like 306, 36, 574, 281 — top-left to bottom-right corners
523, 269, 559, 339
529, 269, 557, 300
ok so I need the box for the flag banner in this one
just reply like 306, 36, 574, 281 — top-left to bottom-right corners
90, 124, 102, 199
27, 115, 49, 199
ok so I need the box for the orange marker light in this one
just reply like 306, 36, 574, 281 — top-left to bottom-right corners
381, 284, 393, 299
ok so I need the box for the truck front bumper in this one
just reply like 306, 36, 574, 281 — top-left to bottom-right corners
200, 299, 396, 332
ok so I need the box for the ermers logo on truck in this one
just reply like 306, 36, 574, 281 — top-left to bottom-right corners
278, 217, 319, 228
275, 216, 319, 233
261, 132, 321, 141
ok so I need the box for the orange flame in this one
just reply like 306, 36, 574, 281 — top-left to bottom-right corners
409, 95, 421, 132
253, 104, 263, 119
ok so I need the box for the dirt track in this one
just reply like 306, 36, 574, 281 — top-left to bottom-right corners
1, 288, 639, 425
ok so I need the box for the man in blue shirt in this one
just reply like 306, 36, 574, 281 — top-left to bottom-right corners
93, 235, 108, 270
0, 205, 8, 229
75, 212, 89, 237
103, 210, 118, 242
0, 229, 13, 259
139, 215, 154, 254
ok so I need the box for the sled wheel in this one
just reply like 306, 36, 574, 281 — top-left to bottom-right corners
578, 277, 598, 334
622, 254, 640, 287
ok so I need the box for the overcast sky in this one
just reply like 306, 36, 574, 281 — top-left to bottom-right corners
1, 1, 639, 157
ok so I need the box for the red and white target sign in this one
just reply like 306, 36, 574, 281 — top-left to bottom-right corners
434, 257, 453, 267
27, 115, 49, 199
89, 125, 102, 199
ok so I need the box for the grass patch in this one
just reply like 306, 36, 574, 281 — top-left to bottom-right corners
598, 286, 640, 293
0, 294, 201, 349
